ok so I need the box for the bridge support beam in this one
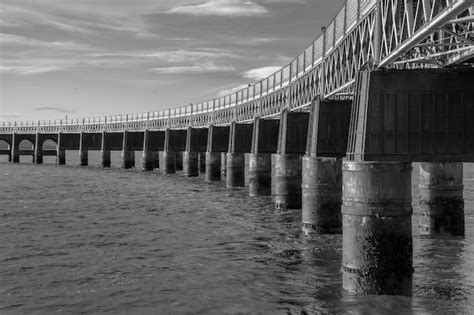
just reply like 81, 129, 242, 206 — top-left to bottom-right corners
163, 151, 176, 174
183, 151, 198, 177
273, 110, 309, 209
205, 125, 229, 182
342, 161, 413, 295
79, 132, 88, 166
34, 133, 43, 164
221, 153, 227, 178
249, 118, 279, 196
163, 128, 187, 174
57, 133, 65, 165
302, 98, 352, 234
11, 134, 19, 163
419, 162, 464, 236
100, 131, 111, 168
122, 131, 134, 169
142, 130, 154, 171
226, 122, 253, 188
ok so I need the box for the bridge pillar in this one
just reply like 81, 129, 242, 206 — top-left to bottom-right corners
249, 118, 279, 196
34, 133, 43, 164
57, 133, 65, 165
122, 131, 134, 169
419, 162, 464, 236
226, 122, 253, 188
100, 131, 111, 168
153, 152, 160, 169
176, 151, 183, 171
79, 132, 88, 166
11, 133, 19, 163
183, 127, 208, 177
221, 153, 227, 178
205, 125, 229, 182
273, 110, 309, 209
142, 130, 154, 171
302, 98, 352, 235
342, 161, 413, 295
198, 152, 206, 175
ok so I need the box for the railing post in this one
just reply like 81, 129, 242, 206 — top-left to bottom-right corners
373, 0, 383, 65
344, 1, 348, 36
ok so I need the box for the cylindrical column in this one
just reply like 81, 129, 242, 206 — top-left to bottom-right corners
122, 150, 134, 169
226, 153, 245, 188
34, 149, 43, 164
248, 153, 271, 196
205, 152, 221, 181
142, 151, 154, 171
101, 150, 111, 168
302, 157, 342, 235
342, 161, 413, 295
183, 151, 199, 177
274, 154, 303, 209
198, 152, 206, 174
176, 151, 183, 171
163, 151, 176, 174
221, 152, 227, 178
419, 162, 464, 236
153, 152, 160, 169
57, 150, 65, 165
79, 132, 87, 166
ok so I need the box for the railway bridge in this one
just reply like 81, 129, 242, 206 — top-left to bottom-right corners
1, 0, 473, 296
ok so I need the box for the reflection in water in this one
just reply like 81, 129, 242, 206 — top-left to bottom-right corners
0, 161, 473, 313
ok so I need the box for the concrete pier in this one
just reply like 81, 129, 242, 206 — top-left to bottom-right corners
302, 157, 342, 234
122, 131, 134, 169
183, 127, 208, 177
79, 132, 88, 166
198, 152, 206, 175
273, 110, 309, 209
205, 125, 229, 182
56, 133, 65, 165
34, 133, 43, 164
249, 118, 279, 196
142, 130, 154, 171
205, 152, 221, 181
301, 98, 351, 234
176, 151, 183, 171
163, 151, 176, 174
227, 122, 253, 188
183, 151, 199, 177
221, 152, 227, 178
101, 131, 111, 168
342, 161, 413, 295
419, 162, 464, 236
153, 152, 160, 169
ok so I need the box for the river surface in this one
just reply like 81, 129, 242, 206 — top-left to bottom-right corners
1, 152, 473, 314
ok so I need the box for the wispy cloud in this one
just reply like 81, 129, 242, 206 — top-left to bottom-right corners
150, 62, 235, 74
243, 66, 281, 80
217, 83, 249, 97
165, 0, 268, 17
33, 107, 75, 113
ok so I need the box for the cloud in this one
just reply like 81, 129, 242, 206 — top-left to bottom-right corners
150, 62, 235, 74
217, 83, 249, 97
165, 0, 268, 16
243, 66, 281, 80
33, 107, 75, 113
0, 65, 62, 75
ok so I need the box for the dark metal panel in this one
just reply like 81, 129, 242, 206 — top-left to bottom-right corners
207, 126, 229, 152
60, 133, 80, 150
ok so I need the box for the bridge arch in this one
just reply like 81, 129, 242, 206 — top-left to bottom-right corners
0, 139, 10, 150
18, 139, 34, 150
42, 138, 58, 150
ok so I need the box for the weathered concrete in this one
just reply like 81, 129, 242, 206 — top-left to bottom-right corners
221, 152, 227, 178
122, 131, 134, 169
176, 151, 183, 171
79, 132, 88, 166
163, 128, 186, 174
226, 153, 245, 188
205, 152, 221, 181
273, 110, 309, 209
153, 152, 160, 169
183, 151, 199, 177
163, 151, 176, 174
342, 161, 413, 295
248, 153, 272, 196
206, 125, 229, 182
57, 133, 65, 165
11, 134, 19, 163
419, 162, 464, 236
100, 131, 111, 168
302, 157, 342, 235
198, 152, 206, 175
183, 127, 207, 177
249, 118, 279, 196
34, 133, 43, 164
142, 130, 154, 171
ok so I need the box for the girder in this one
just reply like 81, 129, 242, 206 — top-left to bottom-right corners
1, 0, 473, 134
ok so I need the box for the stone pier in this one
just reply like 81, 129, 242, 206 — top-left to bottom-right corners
79, 132, 88, 166
163, 128, 187, 174
101, 131, 111, 168
205, 125, 229, 182
249, 117, 279, 196
226, 122, 253, 188
142, 130, 154, 171
273, 110, 309, 209
34, 133, 43, 164
183, 127, 208, 177
122, 131, 134, 169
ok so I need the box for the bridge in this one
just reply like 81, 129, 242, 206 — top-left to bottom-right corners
1, 0, 473, 296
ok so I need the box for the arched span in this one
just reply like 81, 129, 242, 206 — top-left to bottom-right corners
18, 139, 34, 150
0, 139, 10, 150
42, 139, 58, 150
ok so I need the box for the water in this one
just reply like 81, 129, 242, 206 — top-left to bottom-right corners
1, 153, 473, 314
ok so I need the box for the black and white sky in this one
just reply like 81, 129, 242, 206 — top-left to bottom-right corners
0, 0, 344, 121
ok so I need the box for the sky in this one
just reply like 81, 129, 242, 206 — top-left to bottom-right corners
0, 0, 344, 122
